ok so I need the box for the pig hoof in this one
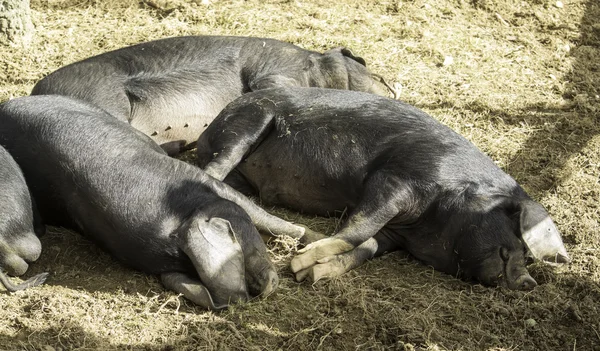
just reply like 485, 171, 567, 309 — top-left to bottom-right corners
291, 238, 353, 273
290, 254, 314, 274
294, 267, 311, 282
298, 227, 328, 245
309, 256, 349, 282
515, 275, 538, 291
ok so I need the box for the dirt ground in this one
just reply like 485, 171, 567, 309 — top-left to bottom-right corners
0, 0, 599, 350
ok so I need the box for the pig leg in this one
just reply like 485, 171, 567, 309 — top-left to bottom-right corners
161, 272, 224, 310
196, 104, 323, 241
197, 103, 275, 181
290, 173, 415, 273
199, 174, 310, 240
294, 231, 399, 282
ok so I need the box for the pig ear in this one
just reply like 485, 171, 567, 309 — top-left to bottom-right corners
324, 47, 367, 66
178, 216, 248, 304
186, 217, 242, 272
517, 200, 570, 264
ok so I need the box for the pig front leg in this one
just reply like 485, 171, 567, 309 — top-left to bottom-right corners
196, 99, 325, 242
197, 102, 275, 181
290, 173, 418, 274
199, 174, 309, 240
294, 231, 400, 282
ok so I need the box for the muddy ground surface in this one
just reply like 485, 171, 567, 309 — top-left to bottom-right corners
0, 0, 599, 350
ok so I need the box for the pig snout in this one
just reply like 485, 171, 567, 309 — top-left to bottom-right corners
256, 266, 279, 298
244, 252, 279, 298
1, 254, 30, 276
224, 288, 250, 306
14, 234, 42, 263
509, 273, 538, 291
504, 251, 538, 291
211, 260, 250, 306
0, 234, 41, 276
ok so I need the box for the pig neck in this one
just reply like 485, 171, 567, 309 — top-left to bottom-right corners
239, 42, 310, 86
384, 194, 458, 274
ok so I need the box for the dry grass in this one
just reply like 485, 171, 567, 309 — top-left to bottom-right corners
1, 0, 599, 350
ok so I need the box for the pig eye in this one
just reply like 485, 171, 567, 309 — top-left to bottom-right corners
524, 247, 535, 265
525, 255, 534, 265
499, 247, 510, 262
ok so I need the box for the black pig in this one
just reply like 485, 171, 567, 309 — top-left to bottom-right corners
0, 145, 47, 292
0, 95, 314, 308
196, 88, 570, 290
32, 35, 391, 155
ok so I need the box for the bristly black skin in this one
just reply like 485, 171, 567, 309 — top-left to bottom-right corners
0, 95, 283, 308
0, 145, 46, 292
31, 35, 386, 154
196, 87, 567, 289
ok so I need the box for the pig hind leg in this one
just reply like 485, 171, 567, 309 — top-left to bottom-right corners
222, 170, 258, 197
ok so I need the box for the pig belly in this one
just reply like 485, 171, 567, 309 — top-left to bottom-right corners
129, 91, 238, 146
238, 160, 359, 217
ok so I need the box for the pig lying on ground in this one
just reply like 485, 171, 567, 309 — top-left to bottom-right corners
0, 95, 318, 308
32, 35, 393, 155
0, 145, 47, 292
196, 88, 569, 290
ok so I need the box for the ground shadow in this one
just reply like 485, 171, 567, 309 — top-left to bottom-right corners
421, 0, 598, 198
506, 0, 600, 195
0, 320, 198, 350
28, 226, 169, 298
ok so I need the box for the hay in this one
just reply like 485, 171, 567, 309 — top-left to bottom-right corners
1, 0, 599, 349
